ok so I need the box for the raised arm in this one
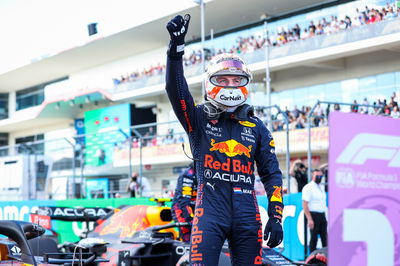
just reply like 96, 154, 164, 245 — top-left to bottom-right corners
165, 14, 197, 133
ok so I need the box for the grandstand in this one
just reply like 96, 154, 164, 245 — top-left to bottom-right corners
0, 0, 399, 200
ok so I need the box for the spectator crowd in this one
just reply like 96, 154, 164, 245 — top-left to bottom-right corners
255, 92, 400, 132
111, 91, 399, 152
113, 3, 399, 85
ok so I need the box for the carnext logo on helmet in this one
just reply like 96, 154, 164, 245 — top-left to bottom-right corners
220, 95, 241, 101
336, 133, 400, 167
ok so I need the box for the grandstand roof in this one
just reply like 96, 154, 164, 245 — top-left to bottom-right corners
0, 0, 334, 92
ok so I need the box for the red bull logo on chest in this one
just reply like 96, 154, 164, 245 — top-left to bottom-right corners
209, 139, 252, 158
204, 154, 253, 175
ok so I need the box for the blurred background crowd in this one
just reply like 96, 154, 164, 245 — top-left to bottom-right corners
113, 4, 400, 85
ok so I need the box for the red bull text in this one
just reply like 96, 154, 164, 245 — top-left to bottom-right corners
255, 213, 263, 265
204, 154, 253, 175
180, 100, 193, 132
191, 207, 204, 261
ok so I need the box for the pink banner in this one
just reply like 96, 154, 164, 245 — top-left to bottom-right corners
328, 112, 400, 266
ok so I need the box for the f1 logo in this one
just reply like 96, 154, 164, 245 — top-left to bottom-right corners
336, 133, 400, 167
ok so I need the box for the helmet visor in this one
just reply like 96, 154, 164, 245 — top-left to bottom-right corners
215, 59, 246, 71
208, 58, 250, 77
210, 75, 249, 87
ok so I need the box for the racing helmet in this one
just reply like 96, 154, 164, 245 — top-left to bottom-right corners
205, 53, 252, 110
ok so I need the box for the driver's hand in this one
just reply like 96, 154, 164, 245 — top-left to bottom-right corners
264, 218, 283, 248
166, 14, 190, 44
308, 219, 314, 230
166, 14, 190, 57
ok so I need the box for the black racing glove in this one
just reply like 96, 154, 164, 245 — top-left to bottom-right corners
166, 14, 191, 58
265, 186, 284, 248
264, 217, 283, 248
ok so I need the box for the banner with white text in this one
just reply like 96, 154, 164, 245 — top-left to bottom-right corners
328, 112, 400, 266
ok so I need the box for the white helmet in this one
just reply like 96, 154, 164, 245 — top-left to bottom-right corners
205, 53, 252, 110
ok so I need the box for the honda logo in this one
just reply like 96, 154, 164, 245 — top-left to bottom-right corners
336, 133, 400, 167
243, 128, 252, 135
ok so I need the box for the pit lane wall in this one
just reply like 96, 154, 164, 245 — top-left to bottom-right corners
0, 194, 311, 261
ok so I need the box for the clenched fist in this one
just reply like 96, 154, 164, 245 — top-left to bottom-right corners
166, 14, 191, 58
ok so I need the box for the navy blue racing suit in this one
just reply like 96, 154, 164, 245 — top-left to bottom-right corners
165, 56, 284, 266
172, 166, 197, 243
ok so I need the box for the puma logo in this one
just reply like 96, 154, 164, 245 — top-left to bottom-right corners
206, 182, 216, 191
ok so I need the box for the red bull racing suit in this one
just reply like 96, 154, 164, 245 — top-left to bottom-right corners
172, 166, 197, 243
166, 57, 283, 265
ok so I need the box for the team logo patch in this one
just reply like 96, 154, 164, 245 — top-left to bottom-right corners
209, 139, 252, 158
239, 121, 256, 127
243, 127, 252, 135
269, 139, 275, 147
270, 186, 282, 202
182, 187, 192, 195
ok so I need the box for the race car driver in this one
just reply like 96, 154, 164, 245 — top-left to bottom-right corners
172, 163, 197, 243
166, 14, 284, 266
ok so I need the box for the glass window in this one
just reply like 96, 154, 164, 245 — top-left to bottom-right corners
293, 87, 308, 109
359, 76, 378, 103
376, 72, 396, 100
249, 91, 264, 106
266, 70, 399, 113
16, 78, 66, 111
324, 82, 342, 103
395, 72, 400, 98
16, 86, 44, 110
0, 93, 8, 120
278, 90, 294, 110
0, 133, 9, 157
341, 79, 360, 104
271, 92, 279, 107
307, 84, 325, 106
0, 133, 8, 147
16, 134, 44, 154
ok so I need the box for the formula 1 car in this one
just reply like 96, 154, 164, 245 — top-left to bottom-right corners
33, 199, 327, 266
0, 220, 108, 266
33, 199, 183, 265
106, 221, 316, 266
90, 212, 324, 266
